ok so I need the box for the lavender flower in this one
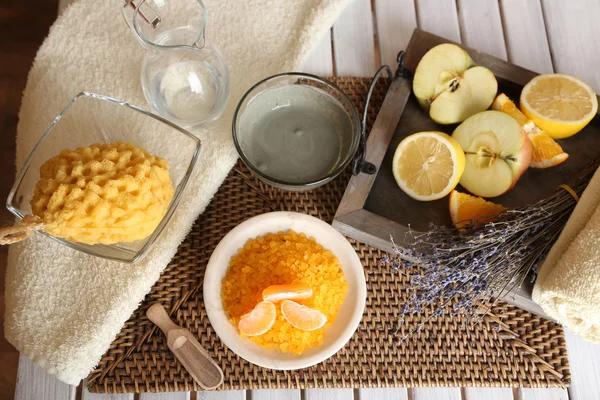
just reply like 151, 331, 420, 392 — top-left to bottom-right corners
382, 162, 598, 341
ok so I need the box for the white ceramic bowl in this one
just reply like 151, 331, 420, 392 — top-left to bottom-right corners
203, 212, 366, 370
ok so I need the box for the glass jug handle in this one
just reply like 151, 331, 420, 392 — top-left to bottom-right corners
122, 0, 161, 33
192, 0, 208, 49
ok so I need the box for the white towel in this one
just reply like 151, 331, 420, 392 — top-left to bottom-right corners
4, 0, 351, 385
533, 166, 600, 343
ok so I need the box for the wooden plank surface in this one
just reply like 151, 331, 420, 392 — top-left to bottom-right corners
541, 0, 600, 93
197, 391, 245, 400
462, 388, 513, 400
457, 0, 507, 60
303, 30, 335, 76
415, 0, 461, 42
359, 388, 409, 400
139, 392, 190, 400
499, 0, 553, 73
304, 389, 354, 400
565, 330, 600, 400
139, 393, 190, 400
13, 356, 76, 400
411, 388, 462, 400
251, 389, 301, 400
332, 0, 377, 76
374, 0, 417, 67
518, 388, 568, 400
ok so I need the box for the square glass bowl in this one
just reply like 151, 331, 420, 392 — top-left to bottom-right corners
7, 92, 201, 263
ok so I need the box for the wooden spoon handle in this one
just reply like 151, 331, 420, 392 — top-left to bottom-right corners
147, 303, 181, 333
146, 303, 224, 390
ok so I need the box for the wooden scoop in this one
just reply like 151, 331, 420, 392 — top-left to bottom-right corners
147, 303, 224, 390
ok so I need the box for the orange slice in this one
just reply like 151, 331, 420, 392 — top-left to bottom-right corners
262, 283, 313, 302
492, 93, 536, 132
528, 131, 569, 168
238, 301, 276, 336
449, 190, 505, 229
281, 300, 327, 331
492, 93, 568, 169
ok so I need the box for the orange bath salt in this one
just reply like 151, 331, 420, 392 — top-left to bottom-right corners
262, 282, 313, 302
220, 230, 348, 354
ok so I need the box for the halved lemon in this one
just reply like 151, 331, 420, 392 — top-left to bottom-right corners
392, 131, 465, 201
520, 74, 598, 139
449, 190, 505, 230
238, 301, 276, 336
262, 283, 313, 303
281, 300, 327, 331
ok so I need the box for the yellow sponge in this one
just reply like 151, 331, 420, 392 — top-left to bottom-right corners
30, 142, 174, 245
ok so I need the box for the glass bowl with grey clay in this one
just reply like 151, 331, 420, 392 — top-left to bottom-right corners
232, 73, 361, 191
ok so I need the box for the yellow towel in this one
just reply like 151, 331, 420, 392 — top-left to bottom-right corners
533, 166, 600, 343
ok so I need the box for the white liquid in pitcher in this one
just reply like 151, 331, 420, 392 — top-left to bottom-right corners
146, 27, 227, 125
239, 85, 354, 183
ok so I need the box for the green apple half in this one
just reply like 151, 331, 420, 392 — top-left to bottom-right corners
452, 111, 532, 198
413, 44, 498, 124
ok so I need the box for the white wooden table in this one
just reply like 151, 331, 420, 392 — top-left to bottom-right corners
14, 0, 600, 399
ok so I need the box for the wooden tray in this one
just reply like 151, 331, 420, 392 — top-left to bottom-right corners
332, 28, 600, 317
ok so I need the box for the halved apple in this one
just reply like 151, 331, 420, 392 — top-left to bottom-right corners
452, 111, 532, 198
413, 44, 498, 124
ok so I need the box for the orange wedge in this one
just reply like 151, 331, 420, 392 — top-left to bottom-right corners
262, 283, 313, 303
492, 93, 536, 132
281, 300, 327, 331
238, 301, 276, 336
449, 190, 505, 229
528, 131, 569, 168
492, 93, 568, 169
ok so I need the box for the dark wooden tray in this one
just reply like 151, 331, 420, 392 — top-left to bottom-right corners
333, 28, 600, 317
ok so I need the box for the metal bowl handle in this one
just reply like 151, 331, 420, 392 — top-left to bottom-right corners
352, 51, 412, 176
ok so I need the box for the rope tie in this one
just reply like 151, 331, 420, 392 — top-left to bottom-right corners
557, 184, 580, 203
0, 215, 46, 245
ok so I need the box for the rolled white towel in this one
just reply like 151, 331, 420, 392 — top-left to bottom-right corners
533, 166, 600, 343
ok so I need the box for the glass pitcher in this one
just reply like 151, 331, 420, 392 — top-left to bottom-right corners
122, 0, 230, 128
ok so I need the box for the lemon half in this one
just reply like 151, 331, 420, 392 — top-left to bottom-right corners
392, 131, 465, 201
520, 74, 598, 138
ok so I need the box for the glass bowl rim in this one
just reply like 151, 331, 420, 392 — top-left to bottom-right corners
232, 72, 361, 188
6, 91, 202, 263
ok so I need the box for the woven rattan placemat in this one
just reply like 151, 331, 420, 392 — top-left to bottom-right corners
87, 77, 570, 393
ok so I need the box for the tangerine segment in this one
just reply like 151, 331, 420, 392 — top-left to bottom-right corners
281, 300, 327, 332
449, 190, 505, 230
238, 301, 276, 336
262, 283, 313, 302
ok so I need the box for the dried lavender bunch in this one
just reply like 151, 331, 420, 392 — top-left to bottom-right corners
383, 162, 600, 340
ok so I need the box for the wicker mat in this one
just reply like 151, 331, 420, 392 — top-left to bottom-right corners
87, 77, 570, 393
